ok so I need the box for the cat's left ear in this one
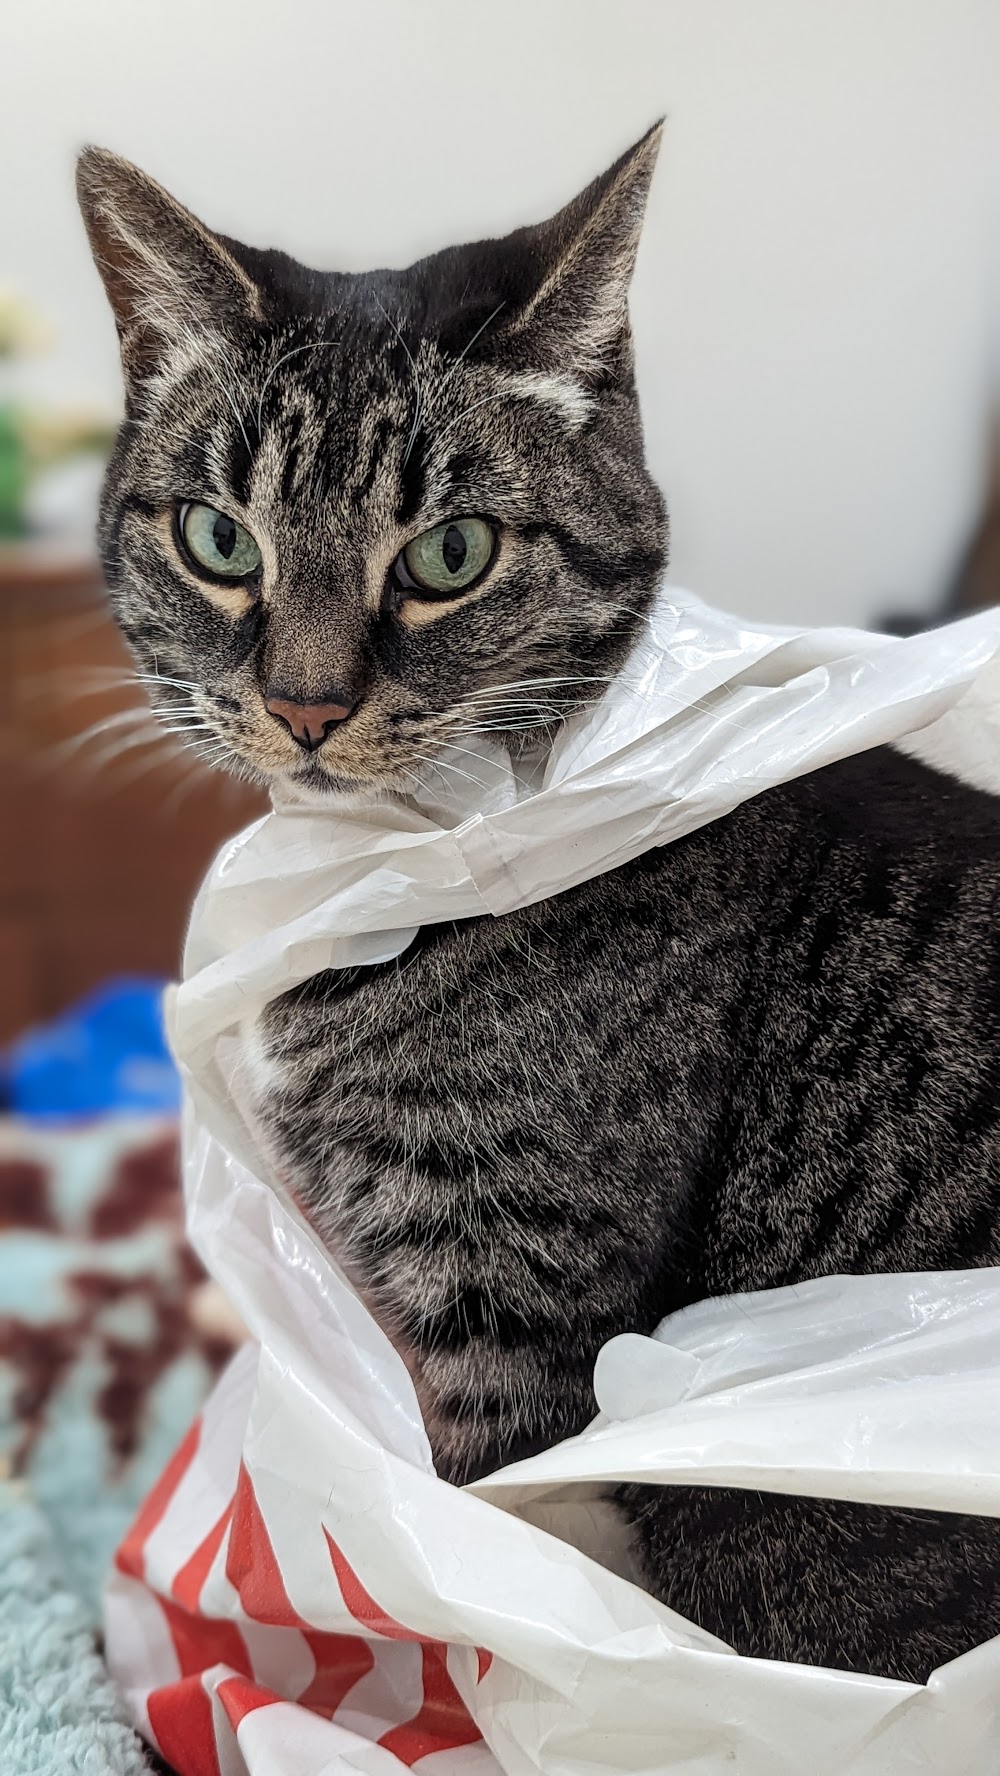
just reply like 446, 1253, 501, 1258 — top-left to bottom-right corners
508, 121, 663, 384
76, 147, 262, 381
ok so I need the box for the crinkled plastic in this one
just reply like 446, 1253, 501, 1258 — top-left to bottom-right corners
107, 588, 1000, 1775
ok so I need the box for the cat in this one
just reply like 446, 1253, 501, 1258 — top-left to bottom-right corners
77, 125, 1000, 1684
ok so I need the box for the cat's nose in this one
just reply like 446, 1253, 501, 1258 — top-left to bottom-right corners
264, 694, 356, 751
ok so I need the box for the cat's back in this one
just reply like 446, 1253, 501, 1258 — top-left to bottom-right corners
782, 742, 1000, 859
700, 746, 1000, 1292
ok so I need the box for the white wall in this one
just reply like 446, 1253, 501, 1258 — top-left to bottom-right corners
4, 0, 998, 625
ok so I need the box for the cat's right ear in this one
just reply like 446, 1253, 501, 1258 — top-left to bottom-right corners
76, 147, 262, 379
505, 122, 663, 386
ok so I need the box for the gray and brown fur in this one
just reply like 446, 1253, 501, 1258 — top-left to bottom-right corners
78, 130, 1000, 1683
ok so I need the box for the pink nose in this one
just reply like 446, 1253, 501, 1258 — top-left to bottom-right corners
265, 696, 356, 752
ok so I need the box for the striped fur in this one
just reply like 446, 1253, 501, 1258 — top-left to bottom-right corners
79, 136, 1000, 1683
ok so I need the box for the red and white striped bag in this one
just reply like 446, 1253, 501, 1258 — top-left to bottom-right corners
105, 1127, 502, 1776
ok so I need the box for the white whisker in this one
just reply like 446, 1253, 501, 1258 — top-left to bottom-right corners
95, 737, 189, 792
134, 672, 202, 691
435, 387, 509, 449
160, 756, 216, 817
373, 295, 424, 470
465, 674, 614, 700
22, 667, 137, 701
83, 725, 184, 771
47, 707, 158, 762
409, 750, 489, 792
255, 340, 338, 438
434, 302, 507, 400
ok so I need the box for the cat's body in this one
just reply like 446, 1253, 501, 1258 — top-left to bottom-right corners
76, 129, 1000, 1686
252, 743, 1000, 1678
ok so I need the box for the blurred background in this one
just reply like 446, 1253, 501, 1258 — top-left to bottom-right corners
3, 0, 1000, 1049
2, 7, 1000, 1745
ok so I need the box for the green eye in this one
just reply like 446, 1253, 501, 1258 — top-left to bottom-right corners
179, 502, 262, 579
399, 517, 496, 598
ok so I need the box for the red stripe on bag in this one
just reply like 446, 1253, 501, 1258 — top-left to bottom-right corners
216, 1674, 282, 1729
172, 1501, 234, 1611
322, 1531, 482, 1759
147, 1675, 220, 1776
225, 1463, 376, 1716
115, 1417, 201, 1579
296, 1633, 376, 1719
156, 1594, 253, 1681
226, 1461, 306, 1627
323, 1525, 423, 1640
378, 1644, 483, 1767
477, 1649, 493, 1682
223, 1462, 483, 1742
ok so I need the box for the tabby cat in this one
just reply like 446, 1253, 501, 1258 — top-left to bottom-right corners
77, 125, 1000, 1683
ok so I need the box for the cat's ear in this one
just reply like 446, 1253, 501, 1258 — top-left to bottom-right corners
510, 121, 663, 383
76, 147, 262, 379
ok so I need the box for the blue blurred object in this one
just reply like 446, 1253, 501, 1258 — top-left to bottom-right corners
3, 977, 181, 1121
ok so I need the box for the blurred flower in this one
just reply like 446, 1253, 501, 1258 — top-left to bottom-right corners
0, 289, 114, 537
20, 407, 117, 471
0, 286, 53, 358
0, 405, 30, 536
0, 405, 116, 538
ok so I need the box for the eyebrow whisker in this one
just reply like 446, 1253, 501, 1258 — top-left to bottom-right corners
255, 339, 340, 439
434, 301, 507, 402
373, 294, 424, 471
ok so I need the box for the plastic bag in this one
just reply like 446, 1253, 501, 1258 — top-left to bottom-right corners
107, 588, 1000, 1774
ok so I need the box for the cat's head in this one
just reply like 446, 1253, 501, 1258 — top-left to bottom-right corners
76, 128, 667, 798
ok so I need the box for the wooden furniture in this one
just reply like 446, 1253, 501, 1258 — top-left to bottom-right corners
0, 540, 266, 1045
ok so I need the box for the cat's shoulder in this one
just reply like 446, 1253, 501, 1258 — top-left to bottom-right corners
787, 745, 1000, 855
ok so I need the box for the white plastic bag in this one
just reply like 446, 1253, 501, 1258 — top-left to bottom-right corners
107, 588, 1000, 1775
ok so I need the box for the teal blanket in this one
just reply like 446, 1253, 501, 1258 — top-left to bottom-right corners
0, 1116, 232, 1774
0, 1482, 150, 1776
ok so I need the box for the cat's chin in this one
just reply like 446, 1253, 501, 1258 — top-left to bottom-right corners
291, 760, 359, 795
269, 761, 395, 815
